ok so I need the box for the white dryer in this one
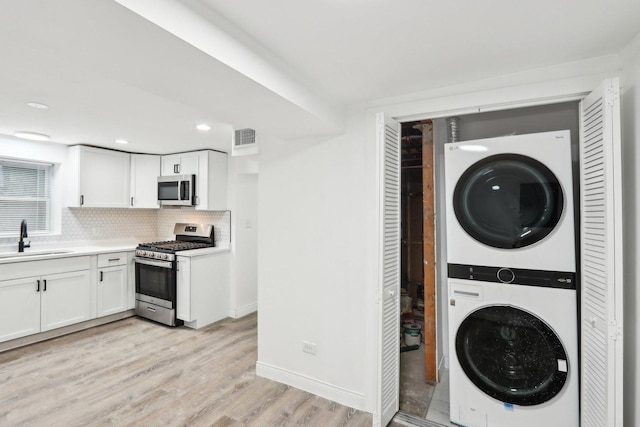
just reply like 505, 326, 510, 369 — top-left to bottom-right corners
448, 274, 578, 427
444, 131, 575, 273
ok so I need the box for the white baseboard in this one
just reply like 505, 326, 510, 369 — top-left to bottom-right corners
229, 301, 257, 319
256, 361, 367, 411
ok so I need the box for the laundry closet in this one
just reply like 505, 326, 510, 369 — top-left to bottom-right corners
398, 100, 582, 424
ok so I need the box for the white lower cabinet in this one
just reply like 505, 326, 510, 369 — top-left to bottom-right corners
40, 270, 92, 332
176, 251, 230, 329
97, 266, 128, 317
0, 251, 134, 346
0, 258, 92, 343
0, 276, 41, 342
97, 253, 129, 319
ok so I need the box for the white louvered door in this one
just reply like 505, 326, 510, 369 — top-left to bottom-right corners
579, 78, 623, 427
375, 113, 400, 427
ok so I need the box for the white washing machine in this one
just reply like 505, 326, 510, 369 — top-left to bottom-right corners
444, 131, 575, 273
448, 275, 578, 427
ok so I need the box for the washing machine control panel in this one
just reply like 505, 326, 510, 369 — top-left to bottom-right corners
448, 263, 576, 289
496, 268, 515, 283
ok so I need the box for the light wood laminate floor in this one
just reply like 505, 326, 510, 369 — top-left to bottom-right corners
0, 313, 372, 426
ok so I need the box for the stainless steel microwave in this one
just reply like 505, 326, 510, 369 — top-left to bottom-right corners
157, 174, 196, 206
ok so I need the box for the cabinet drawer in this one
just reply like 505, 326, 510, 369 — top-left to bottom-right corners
0, 256, 91, 281
97, 252, 127, 268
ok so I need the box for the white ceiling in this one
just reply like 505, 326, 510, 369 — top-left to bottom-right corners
0, 0, 639, 154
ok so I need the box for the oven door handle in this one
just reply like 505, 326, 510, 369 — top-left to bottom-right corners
134, 257, 173, 269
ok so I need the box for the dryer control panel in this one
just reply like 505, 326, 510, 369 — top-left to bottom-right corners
448, 263, 576, 289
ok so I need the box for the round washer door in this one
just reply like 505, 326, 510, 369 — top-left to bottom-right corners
455, 305, 569, 406
453, 154, 564, 249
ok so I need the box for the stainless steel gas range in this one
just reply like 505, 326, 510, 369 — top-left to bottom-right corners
134, 223, 215, 326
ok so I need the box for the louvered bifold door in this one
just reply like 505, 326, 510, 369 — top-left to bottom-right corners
375, 113, 400, 427
579, 78, 623, 427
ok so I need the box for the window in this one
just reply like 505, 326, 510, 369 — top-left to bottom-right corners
0, 159, 52, 236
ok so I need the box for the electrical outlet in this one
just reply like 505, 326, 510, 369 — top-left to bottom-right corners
302, 341, 317, 355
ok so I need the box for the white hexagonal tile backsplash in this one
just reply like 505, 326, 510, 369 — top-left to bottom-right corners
0, 208, 231, 246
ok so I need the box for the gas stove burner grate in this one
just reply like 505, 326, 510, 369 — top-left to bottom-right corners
137, 240, 213, 253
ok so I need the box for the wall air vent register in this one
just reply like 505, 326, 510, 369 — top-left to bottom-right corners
233, 128, 256, 148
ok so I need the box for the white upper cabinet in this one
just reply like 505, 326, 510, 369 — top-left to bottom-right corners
161, 152, 199, 176
196, 150, 227, 211
67, 146, 130, 208
161, 150, 227, 210
130, 154, 160, 209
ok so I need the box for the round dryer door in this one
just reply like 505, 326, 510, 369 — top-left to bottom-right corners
453, 154, 564, 249
456, 305, 569, 406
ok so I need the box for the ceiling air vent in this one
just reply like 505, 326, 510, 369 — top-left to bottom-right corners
233, 128, 256, 148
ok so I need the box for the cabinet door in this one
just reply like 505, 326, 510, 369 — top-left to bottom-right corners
195, 150, 227, 211
0, 277, 41, 342
41, 270, 91, 332
78, 147, 130, 208
130, 154, 160, 208
97, 266, 128, 317
176, 257, 192, 322
161, 153, 199, 176
161, 154, 181, 176
179, 153, 199, 175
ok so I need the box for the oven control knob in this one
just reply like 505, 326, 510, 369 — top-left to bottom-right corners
160, 254, 167, 260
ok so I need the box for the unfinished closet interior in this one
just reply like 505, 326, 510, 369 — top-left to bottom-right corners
399, 120, 437, 418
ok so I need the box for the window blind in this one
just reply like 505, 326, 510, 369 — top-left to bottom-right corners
0, 159, 52, 236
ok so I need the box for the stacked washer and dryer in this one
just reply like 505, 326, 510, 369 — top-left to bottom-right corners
444, 130, 579, 427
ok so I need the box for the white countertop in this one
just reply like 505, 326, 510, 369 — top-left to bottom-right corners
176, 246, 230, 257
0, 240, 230, 264
0, 242, 137, 264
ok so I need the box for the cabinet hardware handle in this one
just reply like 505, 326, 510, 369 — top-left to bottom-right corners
174, 164, 179, 174
43, 280, 47, 292
146, 306, 157, 312
37, 280, 40, 292
131, 197, 134, 207
108, 258, 120, 262
100, 271, 103, 282
80, 195, 84, 206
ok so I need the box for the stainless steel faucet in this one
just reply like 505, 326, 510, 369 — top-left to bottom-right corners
18, 219, 30, 252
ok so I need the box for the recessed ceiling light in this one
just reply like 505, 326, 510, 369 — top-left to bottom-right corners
196, 123, 211, 131
14, 131, 50, 141
26, 102, 50, 110
115, 139, 129, 145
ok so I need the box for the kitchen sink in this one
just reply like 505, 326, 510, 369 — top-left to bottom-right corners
0, 250, 73, 259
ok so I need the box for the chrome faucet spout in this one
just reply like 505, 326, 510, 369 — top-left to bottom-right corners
18, 220, 30, 252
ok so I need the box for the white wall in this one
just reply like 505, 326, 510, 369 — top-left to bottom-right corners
256, 112, 377, 410
228, 156, 259, 318
255, 54, 628, 416
621, 32, 640, 427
